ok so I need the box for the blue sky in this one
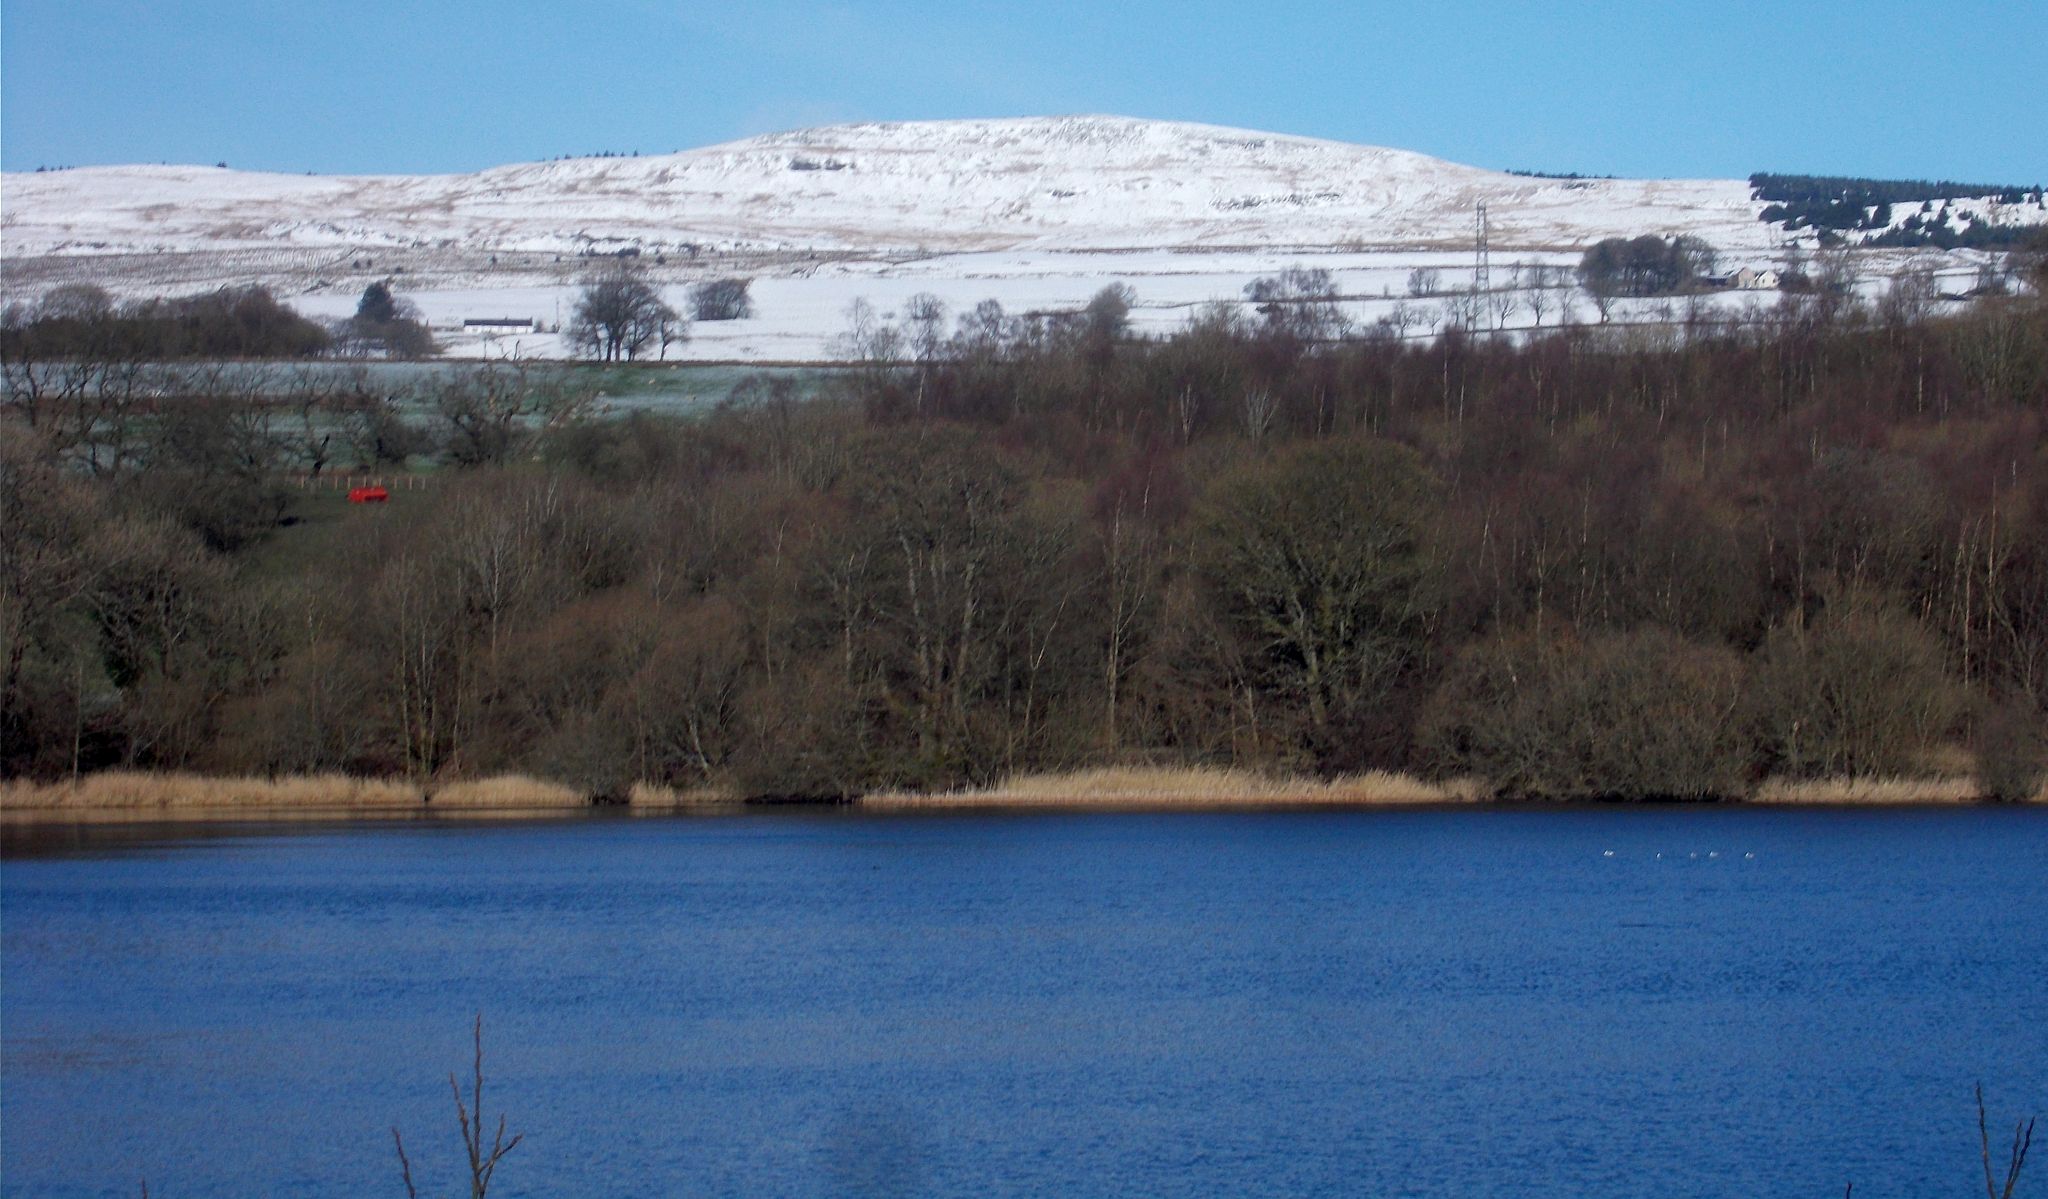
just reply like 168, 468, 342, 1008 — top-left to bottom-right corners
4, 0, 2044, 181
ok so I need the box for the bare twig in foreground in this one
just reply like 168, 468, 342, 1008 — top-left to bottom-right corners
391, 1014, 522, 1198
1980, 1081, 2037, 1199
452, 1013, 523, 1198
392, 1125, 418, 1199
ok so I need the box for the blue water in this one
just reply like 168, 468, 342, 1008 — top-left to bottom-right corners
3, 808, 2044, 1198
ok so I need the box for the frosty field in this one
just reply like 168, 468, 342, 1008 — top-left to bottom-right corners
5, 116, 2038, 361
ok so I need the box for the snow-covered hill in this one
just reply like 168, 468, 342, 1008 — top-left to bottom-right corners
8, 117, 2037, 362
4, 116, 1782, 260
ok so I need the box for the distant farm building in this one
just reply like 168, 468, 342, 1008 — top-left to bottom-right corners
463, 317, 539, 333
1704, 267, 1780, 291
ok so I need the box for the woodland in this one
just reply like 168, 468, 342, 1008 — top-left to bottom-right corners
4, 248, 2047, 801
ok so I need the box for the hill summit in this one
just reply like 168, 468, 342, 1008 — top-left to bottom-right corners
4, 116, 1776, 259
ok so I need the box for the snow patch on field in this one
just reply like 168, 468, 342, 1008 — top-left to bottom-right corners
5, 117, 2033, 362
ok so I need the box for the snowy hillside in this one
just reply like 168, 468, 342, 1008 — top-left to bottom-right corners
4, 116, 1782, 260
7, 117, 2036, 362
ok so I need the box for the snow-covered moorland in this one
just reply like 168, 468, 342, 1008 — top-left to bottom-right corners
5, 116, 2039, 361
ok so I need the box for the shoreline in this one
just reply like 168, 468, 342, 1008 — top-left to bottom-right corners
0, 773, 738, 823
4, 768, 2040, 824
861, 767, 1485, 810
864, 765, 2043, 809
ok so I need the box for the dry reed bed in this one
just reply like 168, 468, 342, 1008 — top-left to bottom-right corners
427, 775, 586, 809
1748, 776, 2003, 805
3, 769, 2038, 819
867, 767, 2046, 808
862, 766, 1484, 809
0, 772, 426, 813
627, 782, 742, 809
2, 771, 626, 816
0, 772, 746, 818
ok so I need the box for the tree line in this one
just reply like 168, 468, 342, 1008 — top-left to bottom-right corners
1752, 172, 2047, 248
4, 260, 2046, 800
1753, 172, 2043, 224
1, 283, 334, 361
0, 267, 757, 368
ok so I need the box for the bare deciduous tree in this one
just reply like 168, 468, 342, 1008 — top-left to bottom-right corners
904, 293, 949, 364
1521, 262, 1560, 328
1442, 289, 1483, 333
567, 261, 677, 361
1195, 439, 1440, 749
436, 362, 599, 467
1487, 277, 1521, 332
1238, 387, 1278, 442
687, 277, 753, 322
1244, 266, 1351, 345
904, 293, 948, 412
1880, 260, 1941, 325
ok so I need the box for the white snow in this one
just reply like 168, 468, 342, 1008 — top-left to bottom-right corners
5, 116, 2036, 361
5, 116, 1785, 258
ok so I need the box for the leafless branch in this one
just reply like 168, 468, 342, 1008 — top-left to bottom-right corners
1980, 1081, 2037, 1199
394, 1013, 521, 1199
392, 1127, 418, 1199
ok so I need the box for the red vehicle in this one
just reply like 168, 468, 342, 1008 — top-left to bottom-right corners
347, 486, 391, 504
